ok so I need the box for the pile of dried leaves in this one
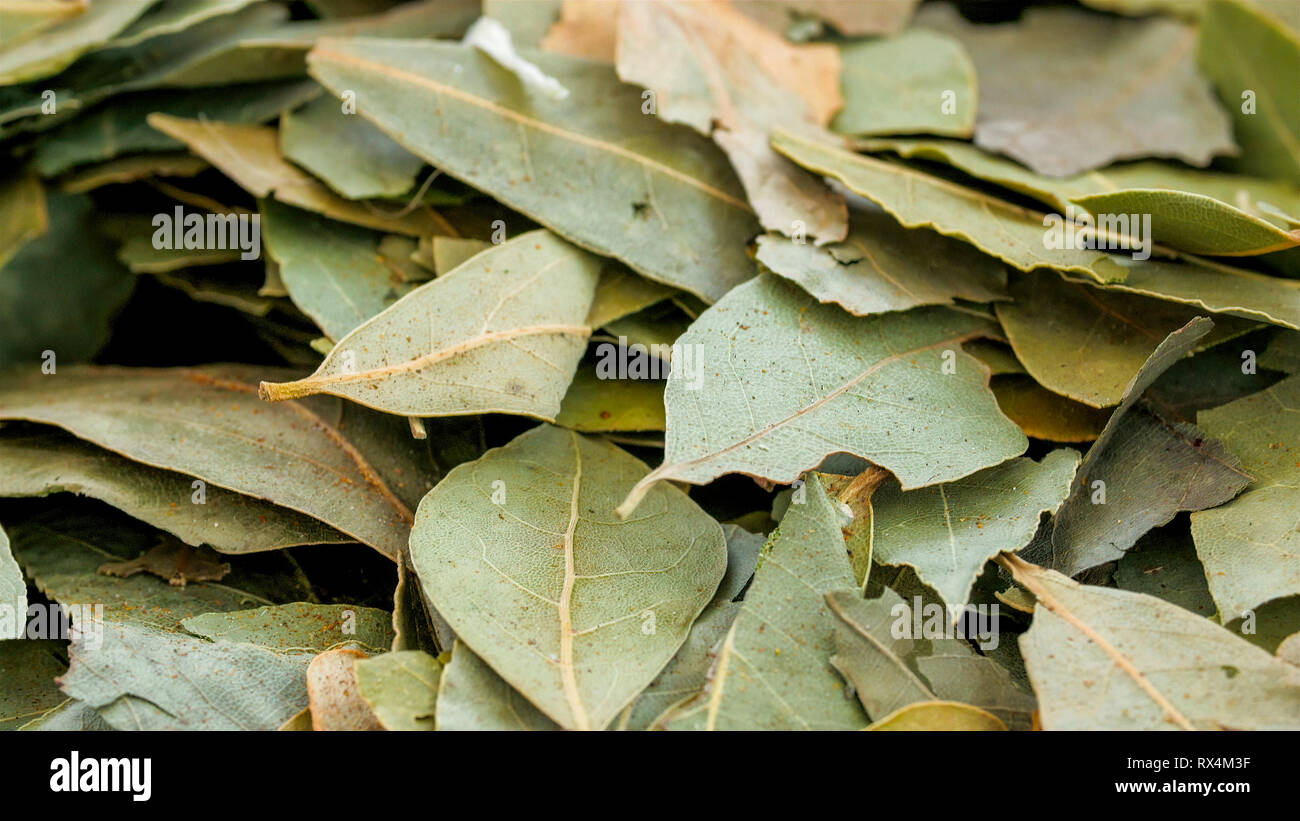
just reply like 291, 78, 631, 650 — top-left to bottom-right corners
1, 0, 1299, 733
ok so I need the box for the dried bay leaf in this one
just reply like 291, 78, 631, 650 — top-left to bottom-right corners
0, 2, 294, 133
866, 701, 1006, 731
430, 236, 491, 277
826, 588, 933, 721
917, 4, 1236, 176
1115, 527, 1218, 620
997, 273, 1257, 408
182, 603, 394, 654
991, 376, 1110, 443
771, 130, 1142, 284
306, 647, 382, 731
1191, 374, 1300, 616
1052, 319, 1254, 575
61, 618, 312, 731
1199, 0, 1300, 185
435, 640, 558, 731
261, 199, 417, 342
0, 640, 68, 730
8, 516, 273, 632
618, 522, 764, 730
280, 93, 424, 200
33, 79, 320, 178
0, 172, 47, 268
410, 424, 727, 730
0, 0, 86, 49
870, 449, 1078, 612
797, 135, 1300, 330
146, 114, 450, 236
304, 37, 760, 302
0, 190, 133, 369
259, 229, 599, 420
354, 649, 443, 731
756, 208, 1008, 316
615, 0, 848, 243
0, 365, 425, 560
617, 274, 1026, 516
0, 0, 152, 85
661, 475, 866, 730
555, 367, 665, 433
1072, 189, 1300, 257
59, 152, 209, 193
856, 137, 1300, 224
833, 29, 975, 138
586, 263, 676, 329
1003, 555, 1300, 730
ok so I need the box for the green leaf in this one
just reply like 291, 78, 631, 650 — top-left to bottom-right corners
555, 367, 665, 433
618, 523, 764, 730
825, 589, 934, 720
771, 129, 1138, 284
615, 0, 848, 242
917, 4, 1235, 176
304, 37, 760, 302
1073, 189, 1299, 256
182, 603, 394, 654
0, 191, 133, 369
996, 272, 1256, 408
0, 0, 153, 85
756, 208, 1007, 316
1191, 374, 1300, 616
280, 93, 424, 200
586, 264, 677, 329
1115, 527, 1218, 620
0, 429, 348, 553
410, 424, 727, 730
833, 29, 975, 138
617, 274, 1026, 516
34, 79, 320, 177
870, 449, 1078, 611
8, 517, 274, 632
0, 0, 86, 48
61, 619, 312, 730
866, 700, 1006, 731
354, 649, 443, 731
259, 230, 599, 420
0, 365, 431, 560
435, 640, 558, 731
1004, 555, 1300, 730
60, 152, 210, 193
1263, 330, 1300, 373
661, 475, 866, 730
0, 173, 46, 269
1052, 318, 1254, 575
1199, 0, 1300, 185
146, 114, 451, 236
991, 376, 1110, 443
103, 0, 258, 50
0, 523, 23, 641
261, 200, 417, 342
856, 136, 1300, 223
0, 641, 68, 731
